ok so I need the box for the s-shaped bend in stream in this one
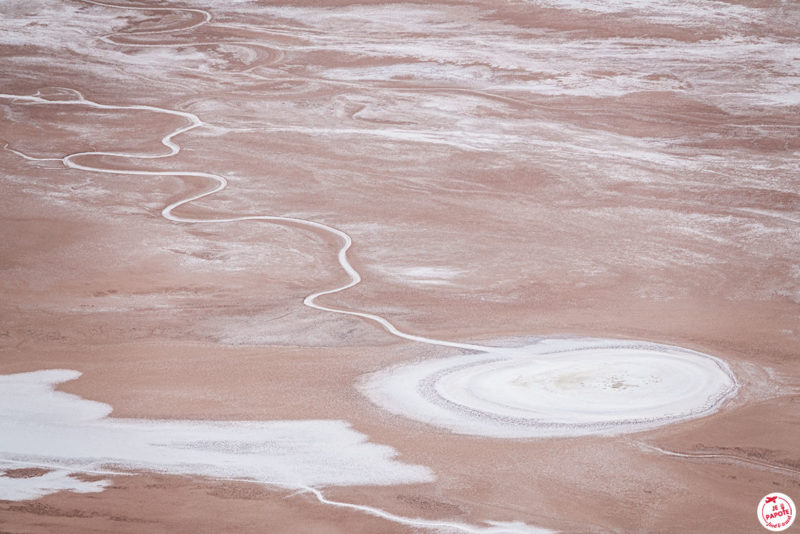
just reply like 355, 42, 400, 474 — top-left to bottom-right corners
0, 90, 489, 354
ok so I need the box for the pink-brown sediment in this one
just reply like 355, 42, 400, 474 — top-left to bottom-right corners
1, 0, 798, 532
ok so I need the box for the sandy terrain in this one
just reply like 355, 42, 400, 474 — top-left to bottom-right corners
1, 0, 799, 532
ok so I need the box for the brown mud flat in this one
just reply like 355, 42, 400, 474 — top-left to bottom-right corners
1, 0, 799, 533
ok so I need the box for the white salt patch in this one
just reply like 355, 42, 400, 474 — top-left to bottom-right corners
0, 370, 433, 500
258, 125, 517, 151
382, 266, 465, 286
360, 338, 738, 438
0, 371, 552, 533
0, 467, 111, 501
521, 0, 763, 26
0, 370, 112, 423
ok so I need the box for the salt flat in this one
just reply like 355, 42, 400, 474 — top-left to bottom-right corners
0, 0, 798, 532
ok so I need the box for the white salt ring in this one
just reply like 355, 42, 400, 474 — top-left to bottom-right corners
360, 338, 738, 438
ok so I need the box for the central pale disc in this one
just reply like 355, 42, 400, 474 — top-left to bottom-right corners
360, 338, 737, 438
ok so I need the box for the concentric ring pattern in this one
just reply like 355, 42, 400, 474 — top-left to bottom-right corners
360, 338, 738, 438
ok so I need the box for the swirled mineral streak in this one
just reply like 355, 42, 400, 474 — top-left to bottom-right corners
361, 338, 738, 438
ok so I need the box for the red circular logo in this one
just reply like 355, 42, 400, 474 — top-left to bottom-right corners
758, 493, 795, 531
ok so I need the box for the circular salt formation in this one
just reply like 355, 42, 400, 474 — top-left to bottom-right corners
360, 338, 737, 438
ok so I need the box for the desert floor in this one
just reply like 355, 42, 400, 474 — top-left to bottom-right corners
1, 0, 799, 533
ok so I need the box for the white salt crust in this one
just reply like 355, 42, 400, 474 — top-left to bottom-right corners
360, 338, 738, 438
0, 370, 551, 533
0, 369, 433, 495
